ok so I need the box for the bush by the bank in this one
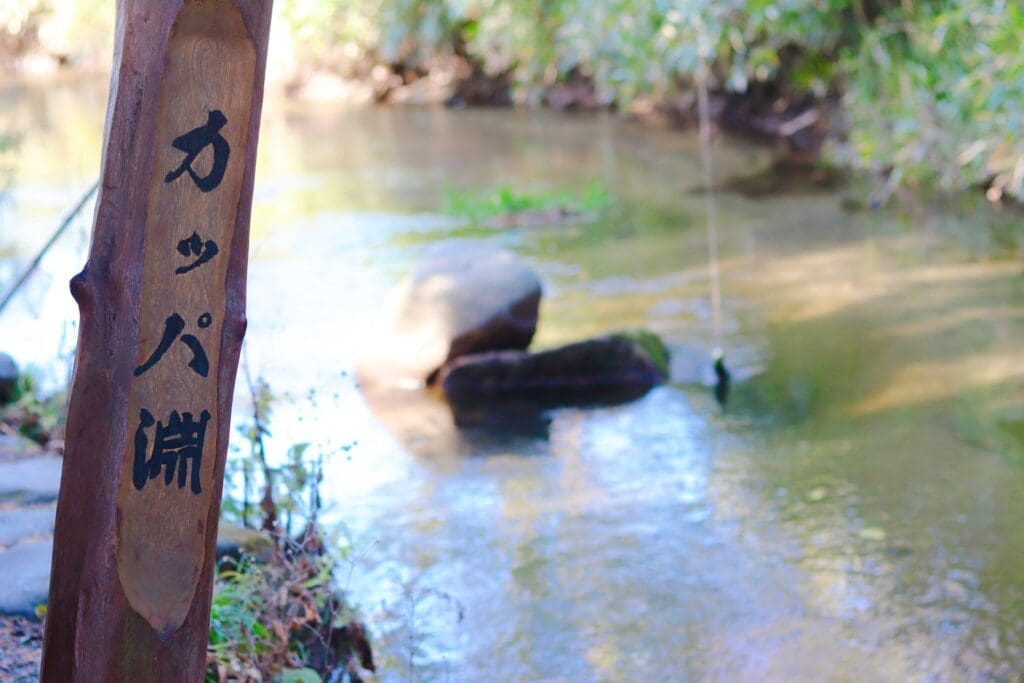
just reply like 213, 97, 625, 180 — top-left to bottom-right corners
4, 1, 1022, 201
842, 2, 1024, 202
207, 536, 374, 683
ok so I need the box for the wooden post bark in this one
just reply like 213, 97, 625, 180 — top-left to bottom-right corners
41, 1, 272, 680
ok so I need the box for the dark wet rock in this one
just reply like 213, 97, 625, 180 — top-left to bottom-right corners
301, 618, 376, 680
445, 397, 553, 435
0, 540, 52, 618
716, 94, 830, 155
357, 244, 541, 387
439, 333, 668, 408
0, 507, 55, 549
447, 56, 512, 108
216, 521, 274, 563
0, 456, 62, 505
542, 68, 604, 111
0, 353, 17, 404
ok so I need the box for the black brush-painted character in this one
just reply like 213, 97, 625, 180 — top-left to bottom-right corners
135, 312, 213, 377
164, 110, 230, 193
133, 408, 211, 495
175, 231, 219, 275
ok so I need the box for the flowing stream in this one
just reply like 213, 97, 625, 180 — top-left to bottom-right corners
2, 78, 1024, 681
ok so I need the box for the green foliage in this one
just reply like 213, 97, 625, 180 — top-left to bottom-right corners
208, 559, 274, 673
284, 0, 1021, 200
207, 550, 351, 682
5, 0, 1023, 199
277, 0, 458, 71
441, 1, 1024, 201
212, 376, 367, 681
443, 181, 612, 221
279, 668, 323, 683
841, 1, 1024, 200
263, 0, 850, 102
614, 329, 670, 376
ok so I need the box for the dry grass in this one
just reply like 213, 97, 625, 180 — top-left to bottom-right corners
206, 528, 374, 683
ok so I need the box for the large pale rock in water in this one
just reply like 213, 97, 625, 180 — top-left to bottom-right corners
358, 244, 541, 387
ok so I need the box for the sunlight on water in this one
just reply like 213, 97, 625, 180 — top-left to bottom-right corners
1, 78, 1023, 680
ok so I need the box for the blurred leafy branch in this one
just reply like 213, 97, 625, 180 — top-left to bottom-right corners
3, 0, 1023, 199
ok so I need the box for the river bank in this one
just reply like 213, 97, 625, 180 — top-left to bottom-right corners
5, 1, 1024, 204
0, 435, 56, 683
3, 48, 829, 157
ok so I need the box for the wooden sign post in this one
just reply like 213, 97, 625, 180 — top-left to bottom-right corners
41, 1, 272, 680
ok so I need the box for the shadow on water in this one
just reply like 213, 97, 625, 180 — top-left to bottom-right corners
363, 383, 683, 455
360, 386, 554, 457
712, 226, 1024, 678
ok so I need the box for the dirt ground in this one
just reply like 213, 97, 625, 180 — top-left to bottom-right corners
0, 616, 42, 682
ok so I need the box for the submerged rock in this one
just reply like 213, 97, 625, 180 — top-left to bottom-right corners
439, 332, 669, 407
357, 243, 541, 387
0, 353, 17, 404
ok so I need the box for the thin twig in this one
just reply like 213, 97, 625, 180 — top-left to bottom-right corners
0, 180, 99, 315
242, 347, 276, 533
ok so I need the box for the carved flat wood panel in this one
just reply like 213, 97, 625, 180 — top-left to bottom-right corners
116, 0, 256, 635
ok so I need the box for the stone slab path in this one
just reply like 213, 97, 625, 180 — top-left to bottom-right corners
0, 437, 268, 619
0, 456, 61, 505
0, 541, 53, 618
0, 439, 61, 619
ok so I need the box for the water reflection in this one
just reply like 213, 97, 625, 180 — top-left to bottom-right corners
1, 77, 1023, 680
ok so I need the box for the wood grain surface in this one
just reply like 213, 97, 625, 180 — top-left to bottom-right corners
40, 1, 272, 680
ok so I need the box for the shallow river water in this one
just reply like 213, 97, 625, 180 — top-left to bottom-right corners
2, 78, 1024, 681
